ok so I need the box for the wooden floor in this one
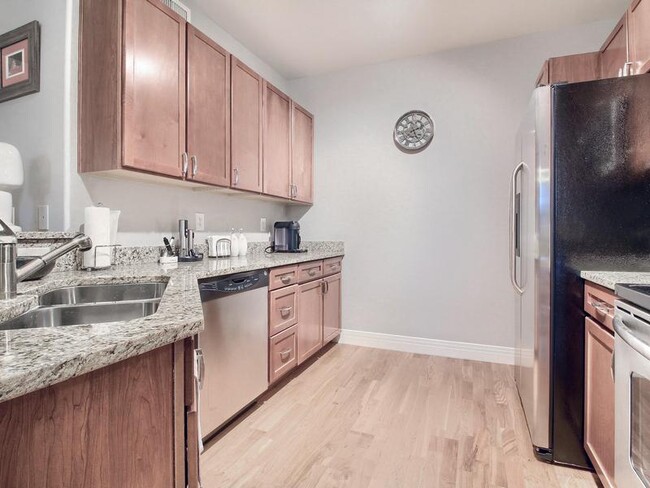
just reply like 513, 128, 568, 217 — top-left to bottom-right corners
200, 345, 598, 488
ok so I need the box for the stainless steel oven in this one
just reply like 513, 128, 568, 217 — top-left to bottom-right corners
615, 299, 650, 487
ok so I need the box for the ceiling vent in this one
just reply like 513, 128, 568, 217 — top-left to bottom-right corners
161, 0, 191, 22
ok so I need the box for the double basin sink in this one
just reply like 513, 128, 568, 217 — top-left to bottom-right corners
0, 282, 167, 331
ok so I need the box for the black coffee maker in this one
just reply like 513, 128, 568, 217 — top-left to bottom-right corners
271, 221, 306, 253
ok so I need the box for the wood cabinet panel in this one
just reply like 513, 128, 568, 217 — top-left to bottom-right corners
231, 57, 263, 192
291, 102, 314, 203
322, 257, 342, 277
122, 0, 186, 177
298, 260, 323, 283
600, 14, 629, 79
0, 345, 180, 488
187, 25, 230, 186
549, 53, 600, 84
584, 317, 615, 488
269, 265, 299, 290
263, 82, 292, 198
269, 325, 298, 384
323, 273, 342, 344
297, 280, 323, 364
269, 284, 298, 336
535, 60, 550, 87
629, 0, 650, 74
584, 281, 615, 333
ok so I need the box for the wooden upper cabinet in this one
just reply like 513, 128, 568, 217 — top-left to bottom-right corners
600, 14, 629, 79
187, 25, 230, 186
535, 53, 599, 87
291, 102, 314, 204
231, 57, 263, 193
322, 273, 342, 344
629, 0, 650, 74
122, 0, 186, 177
584, 317, 615, 488
263, 82, 292, 199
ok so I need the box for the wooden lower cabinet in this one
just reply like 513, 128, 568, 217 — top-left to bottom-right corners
323, 273, 342, 343
297, 279, 324, 364
584, 317, 616, 488
269, 325, 298, 383
0, 340, 196, 488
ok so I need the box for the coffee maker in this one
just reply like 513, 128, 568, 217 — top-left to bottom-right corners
271, 221, 306, 253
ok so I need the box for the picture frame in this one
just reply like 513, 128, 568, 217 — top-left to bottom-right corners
0, 21, 40, 103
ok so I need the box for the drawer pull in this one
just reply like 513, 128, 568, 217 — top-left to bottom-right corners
591, 298, 610, 316
308, 269, 318, 277
280, 276, 292, 284
280, 349, 292, 362
279, 306, 293, 318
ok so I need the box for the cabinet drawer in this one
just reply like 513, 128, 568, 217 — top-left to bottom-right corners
269, 325, 298, 384
298, 260, 323, 283
584, 281, 615, 333
269, 285, 298, 336
269, 265, 299, 290
322, 257, 343, 277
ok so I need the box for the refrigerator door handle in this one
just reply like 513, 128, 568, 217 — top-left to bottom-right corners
509, 161, 525, 295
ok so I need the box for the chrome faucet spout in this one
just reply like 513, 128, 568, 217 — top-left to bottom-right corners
0, 220, 93, 300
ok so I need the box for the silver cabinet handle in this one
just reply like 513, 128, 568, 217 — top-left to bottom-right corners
191, 155, 198, 177
280, 349, 291, 362
622, 62, 633, 77
195, 348, 205, 390
320, 281, 326, 294
325, 281, 329, 293
308, 269, 317, 277
280, 275, 292, 284
279, 306, 293, 318
611, 349, 615, 381
509, 161, 525, 295
233, 168, 240, 186
181, 152, 189, 178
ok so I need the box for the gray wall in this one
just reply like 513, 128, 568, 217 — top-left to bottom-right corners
0, 0, 68, 230
1, 0, 291, 234
288, 20, 615, 348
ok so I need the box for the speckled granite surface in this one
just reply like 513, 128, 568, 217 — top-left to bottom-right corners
581, 271, 650, 291
0, 242, 344, 403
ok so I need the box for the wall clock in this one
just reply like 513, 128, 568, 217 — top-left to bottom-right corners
393, 110, 434, 153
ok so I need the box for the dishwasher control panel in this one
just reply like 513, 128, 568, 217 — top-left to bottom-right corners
199, 270, 269, 299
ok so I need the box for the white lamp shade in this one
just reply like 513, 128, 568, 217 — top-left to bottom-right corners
0, 142, 24, 190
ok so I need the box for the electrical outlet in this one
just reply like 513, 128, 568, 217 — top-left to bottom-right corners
195, 213, 205, 231
260, 217, 267, 232
38, 205, 49, 231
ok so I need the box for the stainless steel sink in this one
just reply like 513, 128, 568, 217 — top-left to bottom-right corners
39, 282, 167, 306
0, 300, 161, 331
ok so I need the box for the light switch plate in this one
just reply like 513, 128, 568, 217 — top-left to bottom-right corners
38, 205, 49, 231
260, 217, 267, 232
195, 213, 205, 231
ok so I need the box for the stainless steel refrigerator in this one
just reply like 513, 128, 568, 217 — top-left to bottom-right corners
511, 74, 650, 468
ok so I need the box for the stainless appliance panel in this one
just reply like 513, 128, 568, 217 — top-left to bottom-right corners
199, 276, 269, 438
615, 301, 650, 487
514, 86, 551, 451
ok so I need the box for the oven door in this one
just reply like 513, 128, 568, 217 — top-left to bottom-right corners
615, 309, 650, 488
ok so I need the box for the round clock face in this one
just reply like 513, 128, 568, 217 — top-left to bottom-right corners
393, 110, 434, 152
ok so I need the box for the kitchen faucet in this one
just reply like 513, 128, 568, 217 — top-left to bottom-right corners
0, 219, 92, 300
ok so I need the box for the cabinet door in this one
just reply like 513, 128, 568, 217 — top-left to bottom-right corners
269, 284, 298, 336
269, 325, 298, 384
263, 82, 292, 198
187, 26, 230, 187
323, 273, 341, 344
629, 0, 650, 74
291, 102, 314, 204
600, 14, 629, 79
123, 0, 186, 177
231, 57, 263, 192
297, 280, 323, 364
584, 317, 615, 488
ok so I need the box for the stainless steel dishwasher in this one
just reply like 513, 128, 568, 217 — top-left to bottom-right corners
198, 269, 269, 440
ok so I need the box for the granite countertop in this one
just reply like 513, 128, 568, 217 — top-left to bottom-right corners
0, 244, 344, 403
580, 271, 650, 291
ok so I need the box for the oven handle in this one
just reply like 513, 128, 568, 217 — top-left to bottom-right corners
614, 313, 650, 362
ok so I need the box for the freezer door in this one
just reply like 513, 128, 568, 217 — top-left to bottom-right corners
514, 86, 552, 452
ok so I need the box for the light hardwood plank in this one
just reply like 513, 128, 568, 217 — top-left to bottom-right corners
201, 345, 597, 488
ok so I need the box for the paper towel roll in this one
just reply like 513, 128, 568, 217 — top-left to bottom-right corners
110, 210, 121, 245
84, 206, 111, 269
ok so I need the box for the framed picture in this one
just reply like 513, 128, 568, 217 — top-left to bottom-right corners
0, 21, 40, 103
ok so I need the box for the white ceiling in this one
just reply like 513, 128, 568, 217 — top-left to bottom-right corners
193, 0, 628, 79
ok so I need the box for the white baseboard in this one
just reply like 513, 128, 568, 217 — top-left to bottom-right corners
338, 329, 515, 365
